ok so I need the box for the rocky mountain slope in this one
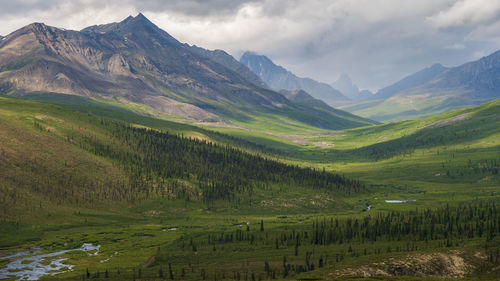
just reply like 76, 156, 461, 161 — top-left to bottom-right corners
0, 14, 375, 129
341, 52, 500, 122
240, 51, 350, 106
189, 46, 269, 89
373, 63, 449, 100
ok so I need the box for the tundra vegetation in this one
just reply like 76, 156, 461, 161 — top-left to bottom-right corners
0, 95, 500, 280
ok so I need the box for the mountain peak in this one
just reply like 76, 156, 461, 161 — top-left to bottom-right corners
119, 13, 155, 28
81, 13, 180, 46
122, 15, 134, 22
242, 51, 258, 57
332, 73, 362, 101
18, 22, 65, 38
25, 22, 50, 32
241, 51, 265, 61
136, 13, 147, 20
336, 73, 353, 85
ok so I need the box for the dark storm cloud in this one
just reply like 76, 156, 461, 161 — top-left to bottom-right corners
0, 0, 499, 90
0, 0, 60, 15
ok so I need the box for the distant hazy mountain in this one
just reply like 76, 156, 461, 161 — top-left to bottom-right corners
0, 14, 375, 129
189, 46, 269, 89
423, 51, 500, 100
373, 63, 448, 100
341, 52, 500, 122
240, 51, 350, 106
332, 73, 373, 101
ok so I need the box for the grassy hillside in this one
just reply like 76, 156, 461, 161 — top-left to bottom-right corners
1, 97, 500, 280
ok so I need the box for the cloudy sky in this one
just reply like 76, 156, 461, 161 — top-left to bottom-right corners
1, 0, 500, 90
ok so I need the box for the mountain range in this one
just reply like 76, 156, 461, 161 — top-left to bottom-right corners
372, 63, 449, 100
0, 14, 375, 130
240, 51, 351, 106
331, 73, 373, 101
1, 13, 498, 127
341, 52, 500, 122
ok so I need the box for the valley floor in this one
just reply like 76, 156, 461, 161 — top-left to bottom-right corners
1, 97, 500, 280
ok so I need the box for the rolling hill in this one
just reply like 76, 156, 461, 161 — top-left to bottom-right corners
0, 95, 364, 222
2, 12, 500, 281
2, 92, 500, 281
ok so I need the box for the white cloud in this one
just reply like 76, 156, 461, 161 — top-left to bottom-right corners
0, 0, 499, 90
428, 0, 500, 28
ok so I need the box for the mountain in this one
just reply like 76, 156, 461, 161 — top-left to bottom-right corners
0, 14, 374, 130
422, 51, 500, 100
279, 89, 318, 103
277, 89, 377, 128
240, 51, 350, 106
189, 46, 269, 89
331, 73, 373, 101
341, 53, 500, 122
373, 63, 448, 100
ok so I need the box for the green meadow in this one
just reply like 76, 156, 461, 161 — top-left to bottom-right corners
0, 95, 499, 280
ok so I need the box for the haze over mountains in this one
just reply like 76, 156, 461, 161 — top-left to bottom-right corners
331, 73, 373, 101
341, 51, 500, 122
0, 14, 375, 129
239, 46, 500, 124
372, 63, 449, 100
2, 6, 500, 281
240, 52, 350, 106
0, 12, 499, 127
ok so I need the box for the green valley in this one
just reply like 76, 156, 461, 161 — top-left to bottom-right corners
0, 10, 500, 281
0, 94, 499, 280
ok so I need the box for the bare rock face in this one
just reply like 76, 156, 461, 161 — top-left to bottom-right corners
240, 51, 350, 106
0, 15, 287, 121
0, 14, 375, 129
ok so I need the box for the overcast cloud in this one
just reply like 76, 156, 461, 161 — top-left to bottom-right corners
1, 0, 499, 90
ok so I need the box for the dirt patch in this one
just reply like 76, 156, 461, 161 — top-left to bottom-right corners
331, 251, 473, 278
311, 141, 331, 148
425, 113, 471, 129
269, 133, 307, 145
310, 131, 345, 136
144, 256, 155, 267
197, 122, 252, 131
377, 135, 387, 141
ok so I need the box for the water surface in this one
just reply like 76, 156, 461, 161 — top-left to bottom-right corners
0, 243, 100, 280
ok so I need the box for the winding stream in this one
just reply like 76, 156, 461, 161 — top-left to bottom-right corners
0, 243, 100, 280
